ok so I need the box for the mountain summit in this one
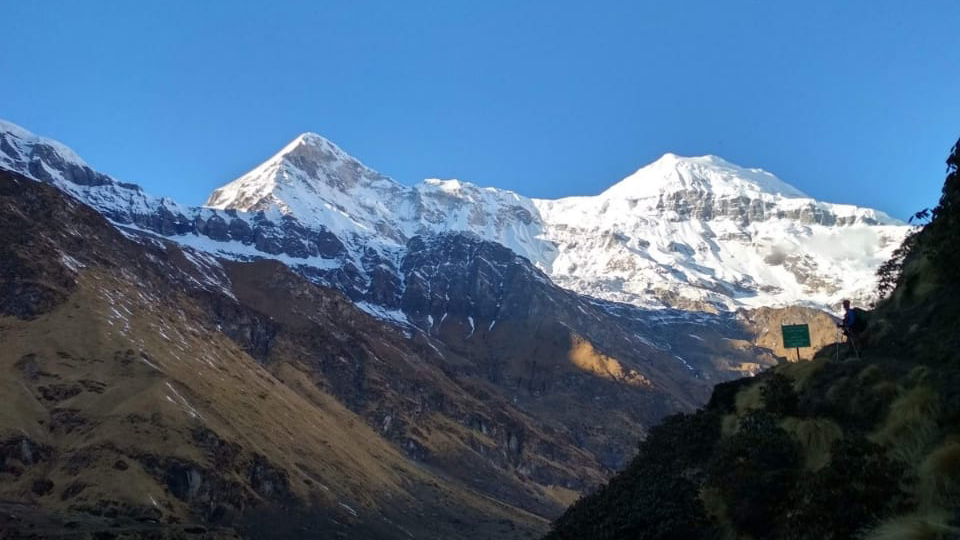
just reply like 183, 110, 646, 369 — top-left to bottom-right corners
600, 153, 809, 200
535, 153, 903, 311
206, 132, 401, 214
206, 132, 549, 259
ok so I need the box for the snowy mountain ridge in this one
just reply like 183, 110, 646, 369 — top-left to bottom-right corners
533, 153, 905, 310
205, 130, 550, 266
204, 126, 906, 311
0, 118, 910, 312
599, 152, 810, 199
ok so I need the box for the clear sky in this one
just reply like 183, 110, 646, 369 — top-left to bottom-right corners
1, 1, 957, 219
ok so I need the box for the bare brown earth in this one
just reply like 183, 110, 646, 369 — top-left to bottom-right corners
0, 169, 836, 539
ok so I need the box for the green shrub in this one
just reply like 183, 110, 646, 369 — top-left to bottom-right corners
923, 139, 960, 281
761, 374, 799, 417
863, 510, 958, 540
707, 376, 756, 413
776, 437, 906, 540
780, 417, 843, 471
918, 442, 960, 510
545, 411, 722, 540
707, 412, 801, 538
872, 386, 940, 463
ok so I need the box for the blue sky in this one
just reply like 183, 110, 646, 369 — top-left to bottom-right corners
1, 1, 958, 219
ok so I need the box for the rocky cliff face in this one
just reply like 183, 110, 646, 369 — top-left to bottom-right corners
652, 188, 882, 226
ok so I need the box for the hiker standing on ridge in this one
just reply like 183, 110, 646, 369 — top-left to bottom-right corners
837, 299, 862, 358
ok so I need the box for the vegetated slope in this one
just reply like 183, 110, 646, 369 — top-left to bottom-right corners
544, 139, 960, 540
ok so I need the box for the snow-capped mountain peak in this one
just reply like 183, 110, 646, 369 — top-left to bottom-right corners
601, 152, 809, 200
278, 131, 379, 174
202, 133, 549, 259
534, 152, 905, 311
0, 119, 90, 170
205, 132, 400, 214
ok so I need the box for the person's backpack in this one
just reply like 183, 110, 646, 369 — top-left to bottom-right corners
851, 307, 869, 333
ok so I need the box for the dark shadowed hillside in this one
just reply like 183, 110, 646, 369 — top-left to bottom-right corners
544, 139, 960, 540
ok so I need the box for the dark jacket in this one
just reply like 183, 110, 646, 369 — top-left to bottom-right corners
842, 307, 856, 330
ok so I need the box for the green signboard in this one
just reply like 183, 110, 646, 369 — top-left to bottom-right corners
782, 324, 811, 349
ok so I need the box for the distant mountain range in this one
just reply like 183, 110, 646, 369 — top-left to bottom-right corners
0, 119, 908, 316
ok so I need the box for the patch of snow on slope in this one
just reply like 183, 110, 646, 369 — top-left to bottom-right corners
355, 301, 412, 327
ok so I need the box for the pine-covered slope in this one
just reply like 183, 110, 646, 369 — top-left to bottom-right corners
543, 139, 960, 540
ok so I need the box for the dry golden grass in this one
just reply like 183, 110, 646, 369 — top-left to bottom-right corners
861, 510, 957, 540
907, 365, 930, 387
825, 376, 851, 403
918, 442, 960, 510
720, 414, 740, 438
1, 272, 422, 504
871, 386, 940, 463
872, 380, 904, 400
857, 364, 883, 384
884, 255, 938, 312
698, 487, 737, 540
699, 486, 724, 519
542, 484, 582, 508
776, 357, 826, 392
780, 417, 843, 471
567, 334, 650, 386
734, 383, 766, 415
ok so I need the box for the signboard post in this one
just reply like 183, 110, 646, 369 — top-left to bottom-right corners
781, 324, 811, 361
